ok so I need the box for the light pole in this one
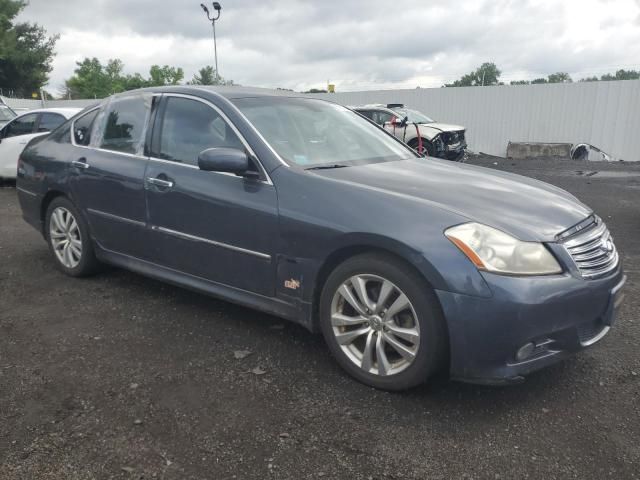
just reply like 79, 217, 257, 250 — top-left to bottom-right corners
201, 2, 222, 82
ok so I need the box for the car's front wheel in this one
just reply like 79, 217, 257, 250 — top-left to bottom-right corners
319, 253, 447, 390
45, 197, 100, 277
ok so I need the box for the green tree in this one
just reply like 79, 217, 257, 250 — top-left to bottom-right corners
0, 0, 58, 96
547, 72, 572, 83
510, 80, 530, 85
601, 69, 640, 81
444, 62, 501, 87
189, 66, 233, 85
148, 65, 184, 86
531, 77, 548, 84
64, 57, 112, 99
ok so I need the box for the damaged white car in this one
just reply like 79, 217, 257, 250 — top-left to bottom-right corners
354, 104, 467, 161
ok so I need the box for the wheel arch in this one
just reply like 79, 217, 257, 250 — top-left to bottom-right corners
311, 237, 447, 330
40, 190, 68, 234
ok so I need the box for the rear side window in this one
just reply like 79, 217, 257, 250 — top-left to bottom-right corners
4, 113, 37, 138
97, 96, 150, 154
155, 97, 243, 166
73, 109, 99, 146
37, 113, 65, 132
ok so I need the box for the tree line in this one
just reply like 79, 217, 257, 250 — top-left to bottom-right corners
444, 62, 640, 87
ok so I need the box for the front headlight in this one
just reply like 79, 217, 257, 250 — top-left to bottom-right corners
445, 222, 562, 276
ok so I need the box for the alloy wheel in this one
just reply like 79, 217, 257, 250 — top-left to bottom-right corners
330, 274, 420, 376
49, 207, 82, 269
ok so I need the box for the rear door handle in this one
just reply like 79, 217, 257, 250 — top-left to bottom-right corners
72, 158, 89, 169
146, 177, 174, 188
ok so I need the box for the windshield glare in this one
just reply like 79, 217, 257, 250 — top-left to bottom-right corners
391, 107, 434, 124
0, 106, 16, 121
233, 97, 415, 168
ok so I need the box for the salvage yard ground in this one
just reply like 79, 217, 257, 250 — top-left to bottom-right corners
1, 155, 639, 479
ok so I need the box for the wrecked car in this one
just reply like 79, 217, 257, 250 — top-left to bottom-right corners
354, 104, 467, 161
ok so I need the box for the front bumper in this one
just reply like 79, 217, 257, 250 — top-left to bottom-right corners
436, 267, 626, 385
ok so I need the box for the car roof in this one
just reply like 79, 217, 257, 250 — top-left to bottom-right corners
118, 85, 309, 100
15, 107, 82, 118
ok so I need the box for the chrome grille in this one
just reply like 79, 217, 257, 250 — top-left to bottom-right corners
563, 217, 618, 278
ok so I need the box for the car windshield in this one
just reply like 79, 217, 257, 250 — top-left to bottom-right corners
0, 106, 16, 121
232, 97, 416, 168
391, 107, 434, 124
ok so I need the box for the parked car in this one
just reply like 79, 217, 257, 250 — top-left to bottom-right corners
0, 104, 17, 129
0, 108, 81, 180
16, 87, 625, 390
354, 104, 467, 161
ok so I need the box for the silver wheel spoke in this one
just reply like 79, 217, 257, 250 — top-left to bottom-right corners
335, 326, 371, 345
386, 325, 420, 344
49, 207, 82, 269
375, 280, 395, 313
351, 276, 374, 312
385, 293, 410, 319
383, 332, 416, 360
338, 284, 367, 316
360, 330, 375, 372
375, 333, 391, 376
331, 313, 368, 327
331, 274, 420, 378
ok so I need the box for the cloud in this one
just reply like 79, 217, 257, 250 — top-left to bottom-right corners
17, 0, 640, 92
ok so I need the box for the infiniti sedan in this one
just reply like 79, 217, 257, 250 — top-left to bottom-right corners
16, 87, 625, 390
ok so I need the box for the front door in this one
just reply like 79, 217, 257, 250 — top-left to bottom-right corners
68, 94, 153, 259
144, 94, 278, 296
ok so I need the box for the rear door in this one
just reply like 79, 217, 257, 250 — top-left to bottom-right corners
0, 113, 39, 178
144, 94, 278, 296
68, 94, 154, 259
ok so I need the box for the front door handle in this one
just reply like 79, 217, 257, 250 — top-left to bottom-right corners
146, 177, 174, 188
72, 158, 89, 169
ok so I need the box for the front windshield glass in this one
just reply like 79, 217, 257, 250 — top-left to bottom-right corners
391, 107, 434, 124
0, 106, 16, 121
233, 97, 416, 168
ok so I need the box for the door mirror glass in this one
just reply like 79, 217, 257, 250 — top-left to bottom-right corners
198, 147, 251, 176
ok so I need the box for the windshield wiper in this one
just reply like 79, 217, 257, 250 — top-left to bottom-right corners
305, 164, 350, 170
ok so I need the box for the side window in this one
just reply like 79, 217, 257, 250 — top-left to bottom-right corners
73, 109, 99, 146
4, 113, 38, 138
357, 110, 374, 120
372, 111, 393, 125
37, 113, 66, 132
98, 96, 149, 154
156, 97, 244, 166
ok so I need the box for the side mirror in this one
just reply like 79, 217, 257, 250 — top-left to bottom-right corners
197, 147, 257, 178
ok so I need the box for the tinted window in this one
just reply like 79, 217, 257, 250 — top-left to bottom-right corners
99, 96, 149, 154
37, 113, 65, 132
157, 97, 243, 166
4, 113, 37, 138
0, 106, 16, 122
371, 110, 393, 125
357, 110, 374, 120
73, 109, 99, 146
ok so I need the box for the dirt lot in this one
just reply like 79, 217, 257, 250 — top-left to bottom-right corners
1, 156, 639, 479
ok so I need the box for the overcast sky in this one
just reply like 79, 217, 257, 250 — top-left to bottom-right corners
17, 0, 640, 93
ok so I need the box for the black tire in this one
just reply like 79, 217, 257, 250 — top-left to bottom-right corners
45, 196, 101, 277
319, 253, 448, 391
409, 138, 434, 157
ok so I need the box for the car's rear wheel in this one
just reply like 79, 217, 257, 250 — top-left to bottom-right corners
45, 197, 100, 277
319, 253, 447, 390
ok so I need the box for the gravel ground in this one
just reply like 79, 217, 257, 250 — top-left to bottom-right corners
1, 156, 639, 479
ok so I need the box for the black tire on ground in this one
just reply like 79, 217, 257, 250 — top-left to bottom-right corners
45, 196, 101, 277
319, 253, 448, 391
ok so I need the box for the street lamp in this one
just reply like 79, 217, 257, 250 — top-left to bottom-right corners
200, 2, 222, 81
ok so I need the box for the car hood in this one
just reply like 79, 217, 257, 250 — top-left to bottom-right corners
312, 158, 591, 242
417, 123, 465, 140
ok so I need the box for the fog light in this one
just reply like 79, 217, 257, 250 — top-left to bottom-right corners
516, 342, 536, 362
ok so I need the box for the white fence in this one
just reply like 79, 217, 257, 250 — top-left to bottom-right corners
312, 80, 640, 162
4, 80, 640, 161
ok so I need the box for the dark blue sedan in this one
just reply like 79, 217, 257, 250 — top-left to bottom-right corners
16, 86, 626, 390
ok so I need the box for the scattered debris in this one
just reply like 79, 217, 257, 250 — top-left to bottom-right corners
279, 432, 290, 439
121, 466, 134, 473
233, 350, 252, 360
251, 367, 267, 375
130, 383, 139, 390
133, 419, 143, 425
571, 143, 614, 162
541, 407, 550, 413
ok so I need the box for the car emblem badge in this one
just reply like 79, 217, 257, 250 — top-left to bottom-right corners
284, 279, 300, 290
